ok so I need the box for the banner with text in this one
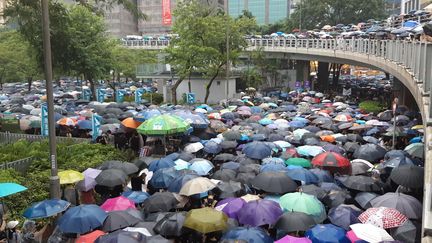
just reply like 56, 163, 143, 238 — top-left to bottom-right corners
162, 0, 172, 26
41, 103, 49, 137
91, 113, 102, 141
116, 90, 125, 103
135, 89, 144, 104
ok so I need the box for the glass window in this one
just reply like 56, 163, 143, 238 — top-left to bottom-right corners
248, 0, 266, 25
268, 0, 288, 24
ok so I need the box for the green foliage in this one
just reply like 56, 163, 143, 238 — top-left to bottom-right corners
143, 93, 163, 105
359, 100, 384, 114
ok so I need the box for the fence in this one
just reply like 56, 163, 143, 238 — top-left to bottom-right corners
0, 132, 91, 144
0, 157, 33, 174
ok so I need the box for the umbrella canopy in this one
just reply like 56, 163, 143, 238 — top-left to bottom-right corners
328, 205, 362, 230
237, 199, 283, 227
184, 142, 204, 153
215, 197, 246, 220
389, 165, 424, 188
404, 143, 424, 159
297, 145, 325, 157
76, 230, 105, 243
305, 224, 349, 243
142, 192, 178, 213
286, 168, 319, 184
279, 192, 326, 223
370, 192, 422, 219
102, 210, 141, 232
121, 191, 150, 204
276, 235, 312, 243
355, 192, 379, 209
95, 230, 145, 243
100, 196, 136, 212
137, 114, 191, 135
337, 175, 381, 192
0, 183, 27, 197
358, 207, 408, 229
183, 207, 228, 234
353, 144, 387, 162
242, 141, 272, 159
222, 227, 273, 243
58, 204, 108, 234
350, 223, 394, 242
121, 117, 142, 129
275, 211, 315, 232
23, 199, 70, 219
153, 211, 186, 237
58, 170, 84, 185
95, 169, 128, 187
179, 177, 216, 196
285, 158, 311, 168
251, 172, 297, 194
189, 159, 214, 175
311, 152, 351, 175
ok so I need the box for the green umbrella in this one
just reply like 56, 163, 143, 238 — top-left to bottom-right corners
285, 158, 311, 168
279, 192, 326, 223
137, 114, 191, 135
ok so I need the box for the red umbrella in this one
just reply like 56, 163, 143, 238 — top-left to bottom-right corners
358, 207, 408, 229
311, 152, 351, 175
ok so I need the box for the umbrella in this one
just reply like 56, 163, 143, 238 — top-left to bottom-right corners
279, 192, 326, 223
102, 210, 141, 232
167, 173, 200, 193
337, 175, 381, 192
183, 207, 228, 234
309, 168, 333, 183
76, 230, 105, 243
58, 170, 84, 185
95, 169, 128, 187
275, 211, 315, 232
251, 172, 297, 194
351, 159, 374, 175
0, 183, 27, 197
58, 204, 108, 234
358, 207, 408, 229
305, 224, 349, 243
142, 192, 178, 213
286, 168, 319, 184
57, 117, 76, 126
179, 177, 216, 196
389, 220, 420, 243
137, 114, 191, 135
184, 142, 204, 153
311, 152, 351, 175
299, 184, 327, 200
285, 158, 311, 168
148, 157, 175, 172
353, 144, 387, 162
153, 211, 186, 237
23, 199, 70, 219
120, 117, 142, 129
237, 199, 283, 227
149, 167, 179, 189
223, 130, 242, 141
328, 205, 362, 230
189, 159, 214, 175
213, 169, 237, 181
276, 235, 312, 243
344, 142, 360, 153
95, 230, 145, 243
404, 143, 424, 159
242, 141, 272, 159
221, 227, 273, 243
355, 192, 379, 209
350, 223, 394, 242
121, 191, 150, 204
216, 180, 244, 199
389, 165, 424, 188
260, 163, 288, 173
203, 140, 222, 154
100, 196, 136, 212
215, 198, 246, 220
296, 145, 325, 157
370, 192, 422, 219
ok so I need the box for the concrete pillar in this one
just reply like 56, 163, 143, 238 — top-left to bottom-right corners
316, 62, 330, 91
295, 60, 309, 83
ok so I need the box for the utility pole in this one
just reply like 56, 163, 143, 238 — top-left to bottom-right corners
226, 0, 230, 98
41, 0, 60, 199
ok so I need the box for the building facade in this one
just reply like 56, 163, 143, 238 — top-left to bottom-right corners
104, 4, 139, 37
0, 0, 6, 25
227, 0, 292, 25
401, 0, 432, 13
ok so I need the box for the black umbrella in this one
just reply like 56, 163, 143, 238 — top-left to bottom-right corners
353, 144, 387, 162
142, 192, 179, 213
390, 165, 424, 189
221, 141, 238, 150
300, 184, 327, 200
214, 153, 237, 162
223, 130, 242, 141
95, 230, 144, 243
354, 192, 379, 209
322, 190, 352, 208
251, 172, 297, 194
153, 211, 186, 237
328, 205, 362, 230
267, 134, 284, 142
390, 220, 421, 243
378, 110, 393, 121
275, 212, 315, 232
370, 192, 422, 219
95, 169, 128, 187
235, 172, 256, 185
312, 117, 332, 125
346, 134, 364, 143
238, 164, 260, 174
351, 160, 373, 175
343, 142, 360, 153
337, 175, 381, 192
212, 169, 237, 181
216, 180, 245, 199
304, 125, 321, 133
102, 210, 141, 232
147, 235, 171, 243
132, 158, 148, 171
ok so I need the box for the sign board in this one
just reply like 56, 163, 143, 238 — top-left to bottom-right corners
91, 113, 102, 141
82, 88, 91, 101
186, 93, 195, 104
342, 88, 352, 96
41, 103, 49, 137
96, 89, 106, 103
135, 89, 144, 104
304, 80, 310, 89
116, 90, 125, 103
162, 0, 172, 26
295, 81, 302, 88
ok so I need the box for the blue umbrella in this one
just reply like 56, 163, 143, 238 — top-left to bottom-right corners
309, 168, 334, 183
189, 159, 214, 175
364, 127, 381, 136
293, 117, 309, 123
77, 120, 92, 130
250, 106, 263, 114
305, 224, 350, 243
167, 173, 200, 193
289, 120, 307, 128
203, 140, 222, 154
176, 112, 209, 129
286, 168, 319, 184
23, 199, 70, 219
148, 157, 175, 172
409, 136, 423, 143
242, 141, 272, 160
328, 205, 362, 230
0, 183, 27, 197
58, 204, 108, 234
149, 167, 179, 189
174, 159, 190, 170
297, 145, 325, 157
222, 112, 236, 120
196, 104, 213, 111
259, 118, 273, 125
121, 191, 150, 203
262, 157, 285, 165
222, 227, 273, 243
166, 152, 180, 161
403, 20, 419, 28
221, 161, 241, 171
260, 163, 288, 173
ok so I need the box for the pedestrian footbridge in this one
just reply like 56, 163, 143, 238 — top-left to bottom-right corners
123, 38, 432, 239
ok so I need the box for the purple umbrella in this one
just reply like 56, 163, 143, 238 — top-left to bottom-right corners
237, 199, 283, 227
215, 197, 246, 220
78, 168, 102, 191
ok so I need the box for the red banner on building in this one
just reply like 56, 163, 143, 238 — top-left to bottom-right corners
162, 0, 172, 26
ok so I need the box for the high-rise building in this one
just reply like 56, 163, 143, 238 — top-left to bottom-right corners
227, 0, 292, 25
104, 4, 139, 37
401, 0, 432, 13
0, 0, 6, 25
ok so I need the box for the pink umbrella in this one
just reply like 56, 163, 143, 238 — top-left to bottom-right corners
100, 196, 136, 211
346, 230, 362, 243
276, 235, 312, 243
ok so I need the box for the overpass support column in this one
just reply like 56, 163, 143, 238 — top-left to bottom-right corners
316, 62, 329, 92
295, 60, 310, 83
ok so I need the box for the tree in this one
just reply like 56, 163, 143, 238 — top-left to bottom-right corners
66, 5, 115, 99
0, 30, 41, 89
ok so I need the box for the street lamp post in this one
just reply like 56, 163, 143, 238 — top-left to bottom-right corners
41, 0, 60, 199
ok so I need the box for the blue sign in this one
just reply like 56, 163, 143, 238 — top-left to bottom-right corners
96, 89, 106, 102
135, 89, 144, 104
41, 103, 48, 137
116, 90, 125, 103
82, 88, 92, 101
186, 93, 195, 104
91, 113, 102, 141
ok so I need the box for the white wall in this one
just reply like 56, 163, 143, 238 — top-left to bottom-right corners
174, 78, 237, 104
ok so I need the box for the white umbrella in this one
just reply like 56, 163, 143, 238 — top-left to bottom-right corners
273, 140, 292, 148
30, 108, 42, 116
123, 227, 152, 236
184, 142, 204, 153
179, 177, 216, 196
350, 223, 393, 243
22, 105, 35, 110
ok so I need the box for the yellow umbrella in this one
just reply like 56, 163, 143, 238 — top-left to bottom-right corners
411, 125, 423, 130
58, 170, 84, 185
183, 207, 227, 234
